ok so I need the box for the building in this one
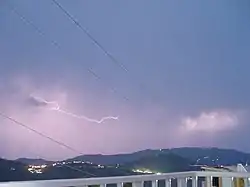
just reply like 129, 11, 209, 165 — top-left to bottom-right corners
200, 164, 249, 187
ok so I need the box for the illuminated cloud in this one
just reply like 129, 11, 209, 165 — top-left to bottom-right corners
181, 110, 240, 133
28, 94, 60, 109
0, 76, 249, 159
0, 76, 151, 159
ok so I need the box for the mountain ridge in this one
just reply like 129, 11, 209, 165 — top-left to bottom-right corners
2, 147, 250, 182
16, 158, 53, 165
15, 147, 250, 166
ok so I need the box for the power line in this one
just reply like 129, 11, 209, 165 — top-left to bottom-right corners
2, 6, 130, 175
6, 3, 129, 102
0, 111, 133, 177
8, 4, 98, 81
5, 2, 160, 129
9, 5, 60, 49
50, 0, 159, 103
51, 0, 128, 73
0, 112, 80, 154
2, 2, 157, 177
0, 111, 96, 177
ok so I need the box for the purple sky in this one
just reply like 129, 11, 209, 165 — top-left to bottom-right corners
1, 0, 250, 160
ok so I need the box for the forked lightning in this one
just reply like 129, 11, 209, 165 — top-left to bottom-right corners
30, 94, 118, 123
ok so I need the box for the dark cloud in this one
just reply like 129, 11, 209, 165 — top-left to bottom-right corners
0, 0, 250, 159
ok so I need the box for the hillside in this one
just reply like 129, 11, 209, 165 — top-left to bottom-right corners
39, 162, 135, 179
6, 147, 250, 182
16, 158, 53, 165
69, 149, 160, 165
69, 147, 250, 166
122, 153, 192, 173
0, 158, 33, 182
169, 147, 250, 165
0, 158, 135, 182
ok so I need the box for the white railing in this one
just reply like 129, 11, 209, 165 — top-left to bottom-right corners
0, 171, 250, 187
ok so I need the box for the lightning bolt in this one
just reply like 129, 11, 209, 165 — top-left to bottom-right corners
29, 94, 119, 124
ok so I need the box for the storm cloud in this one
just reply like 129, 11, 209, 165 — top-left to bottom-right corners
1, 0, 250, 160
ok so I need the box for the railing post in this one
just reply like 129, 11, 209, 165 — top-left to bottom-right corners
165, 179, 171, 187
205, 176, 212, 187
221, 177, 233, 187
244, 178, 248, 187
132, 181, 143, 187
152, 180, 158, 187
177, 178, 187, 187
192, 176, 197, 187
117, 182, 124, 187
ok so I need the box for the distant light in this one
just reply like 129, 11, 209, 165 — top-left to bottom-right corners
132, 169, 157, 174
98, 164, 104, 168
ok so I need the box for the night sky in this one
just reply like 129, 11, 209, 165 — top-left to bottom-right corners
1, 0, 250, 160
